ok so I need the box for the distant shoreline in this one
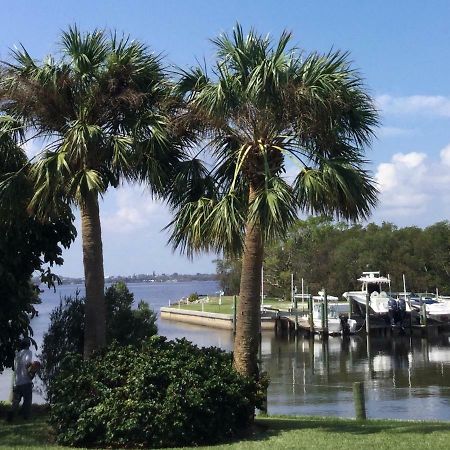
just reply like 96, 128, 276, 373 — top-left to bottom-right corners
33, 273, 218, 285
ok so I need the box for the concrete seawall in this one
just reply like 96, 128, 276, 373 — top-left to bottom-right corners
160, 307, 275, 330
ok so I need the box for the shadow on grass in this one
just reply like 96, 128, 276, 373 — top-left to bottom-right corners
256, 415, 450, 437
0, 404, 54, 448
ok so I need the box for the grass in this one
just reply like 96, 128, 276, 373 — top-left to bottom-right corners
167, 295, 306, 315
1, 406, 450, 449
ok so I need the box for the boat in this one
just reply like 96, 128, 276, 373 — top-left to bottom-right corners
311, 291, 357, 335
343, 271, 411, 318
407, 295, 450, 323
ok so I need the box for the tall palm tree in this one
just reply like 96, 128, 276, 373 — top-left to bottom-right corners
169, 25, 378, 378
0, 27, 180, 357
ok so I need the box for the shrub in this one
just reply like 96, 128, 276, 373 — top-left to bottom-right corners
188, 292, 199, 302
39, 282, 157, 396
48, 337, 258, 448
39, 291, 85, 393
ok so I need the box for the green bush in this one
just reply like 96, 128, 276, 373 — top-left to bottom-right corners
39, 282, 157, 397
188, 292, 199, 302
48, 337, 258, 448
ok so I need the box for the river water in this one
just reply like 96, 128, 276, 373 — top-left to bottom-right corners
2, 281, 450, 420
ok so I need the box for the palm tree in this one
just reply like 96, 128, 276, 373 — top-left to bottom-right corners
0, 27, 180, 357
169, 25, 378, 378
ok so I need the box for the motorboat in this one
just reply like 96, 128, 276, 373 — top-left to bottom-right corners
408, 295, 450, 323
343, 271, 411, 316
311, 291, 357, 335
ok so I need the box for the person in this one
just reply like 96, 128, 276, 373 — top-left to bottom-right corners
8, 338, 33, 421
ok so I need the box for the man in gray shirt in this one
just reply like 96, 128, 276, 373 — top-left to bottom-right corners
8, 338, 33, 421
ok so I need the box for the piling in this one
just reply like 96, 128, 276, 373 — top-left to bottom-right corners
294, 293, 298, 333
320, 302, 325, 331
308, 294, 314, 333
365, 292, 370, 335
353, 381, 367, 420
233, 295, 237, 335
324, 288, 329, 334
420, 299, 427, 327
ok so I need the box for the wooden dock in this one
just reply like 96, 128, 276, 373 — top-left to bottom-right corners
273, 312, 450, 338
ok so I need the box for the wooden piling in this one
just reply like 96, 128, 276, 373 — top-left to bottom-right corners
324, 288, 329, 335
421, 300, 427, 327
308, 294, 314, 333
320, 302, 325, 331
353, 381, 367, 420
294, 290, 298, 333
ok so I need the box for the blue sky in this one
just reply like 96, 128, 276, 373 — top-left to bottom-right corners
2, 1, 450, 276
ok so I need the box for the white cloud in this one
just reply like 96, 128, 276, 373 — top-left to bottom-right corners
378, 126, 415, 138
102, 185, 170, 234
392, 151, 427, 169
373, 146, 450, 223
376, 94, 450, 117
376, 162, 398, 191
440, 144, 450, 167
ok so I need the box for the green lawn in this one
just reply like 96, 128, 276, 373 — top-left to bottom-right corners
168, 295, 307, 315
2, 407, 450, 449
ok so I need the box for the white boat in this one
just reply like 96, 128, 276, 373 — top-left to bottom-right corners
311, 294, 357, 335
408, 295, 450, 323
343, 271, 411, 315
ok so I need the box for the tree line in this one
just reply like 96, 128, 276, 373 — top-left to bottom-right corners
216, 217, 450, 298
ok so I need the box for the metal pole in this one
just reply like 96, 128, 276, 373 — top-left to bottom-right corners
365, 292, 370, 335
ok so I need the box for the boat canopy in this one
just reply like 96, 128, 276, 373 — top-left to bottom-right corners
357, 271, 390, 284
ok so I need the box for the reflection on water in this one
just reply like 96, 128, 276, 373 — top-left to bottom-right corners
262, 333, 450, 420
1, 281, 450, 420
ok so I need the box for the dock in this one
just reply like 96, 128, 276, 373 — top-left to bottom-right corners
273, 310, 450, 338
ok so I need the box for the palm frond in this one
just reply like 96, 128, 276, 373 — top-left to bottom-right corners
167, 192, 245, 257
294, 158, 378, 221
248, 177, 297, 242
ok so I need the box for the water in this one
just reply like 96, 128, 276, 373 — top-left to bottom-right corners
263, 333, 450, 420
2, 281, 450, 420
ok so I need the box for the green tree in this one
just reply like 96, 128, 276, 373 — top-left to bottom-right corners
1, 27, 180, 357
169, 25, 378, 377
219, 218, 450, 297
214, 257, 242, 295
39, 282, 157, 395
0, 116, 76, 371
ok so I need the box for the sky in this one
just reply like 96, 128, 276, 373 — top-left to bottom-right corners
1, 0, 450, 277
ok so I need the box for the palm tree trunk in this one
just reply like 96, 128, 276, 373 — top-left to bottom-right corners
80, 191, 106, 358
233, 185, 263, 379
